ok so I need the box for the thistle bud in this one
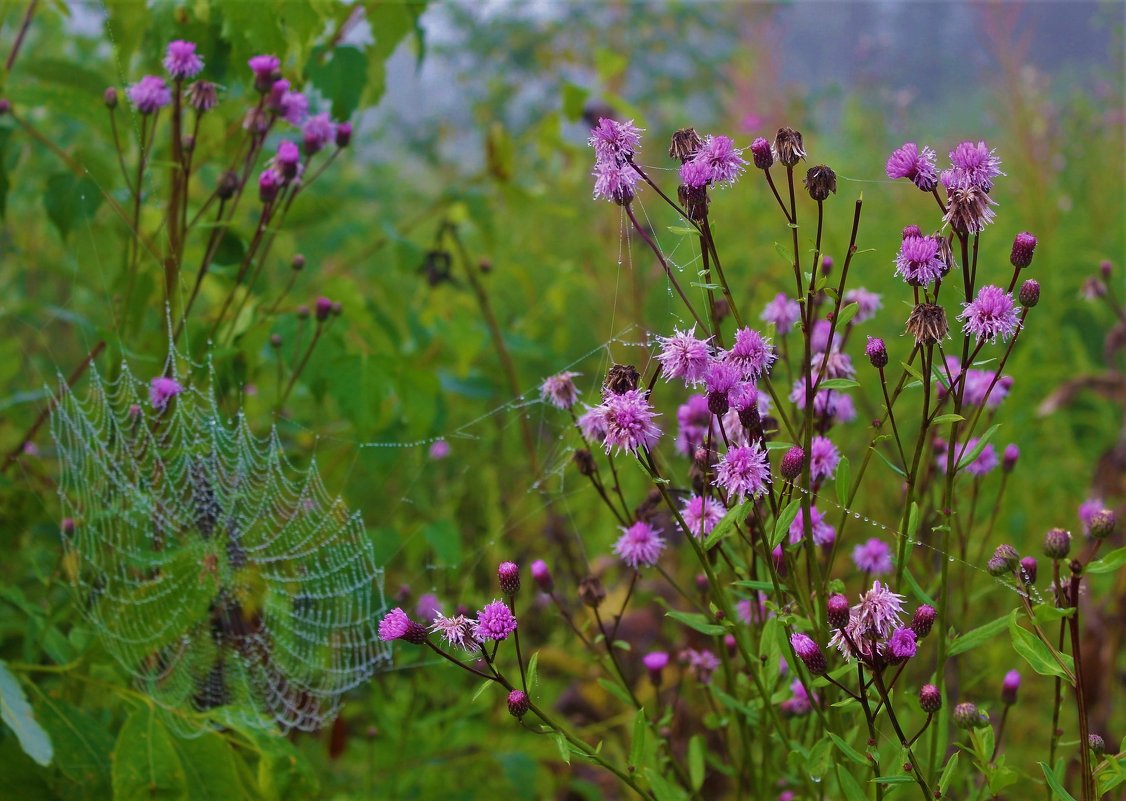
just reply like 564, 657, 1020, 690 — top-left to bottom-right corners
103, 87, 118, 109
902, 225, 923, 239
258, 169, 281, 203
269, 333, 282, 348
1010, 232, 1037, 268
1088, 508, 1115, 540
217, 170, 240, 200
1019, 557, 1037, 584
1002, 444, 1019, 471
296, 305, 310, 320
919, 684, 941, 713
865, 336, 889, 369
335, 122, 353, 148
803, 164, 837, 201
530, 560, 553, 592
61, 518, 76, 536
507, 690, 530, 719
315, 296, 333, 322
773, 127, 806, 167
953, 702, 985, 729
1088, 734, 1106, 755
991, 544, 1020, 572
1018, 279, 1040, 308
780, 446, 805, 480
1100, 260, 1113, 280
1043, 528, 1071, 559
578, 575, 606, 608
330, 301, 343, 317
643, 651, 669, 687
498, 561, 520, 595
1001, 670, 1021, 705
790, 633, 826, 675
827, 594, 851, 630
911, 604, 936, 638
750, 136, 773, 169
292, 254, 306, 271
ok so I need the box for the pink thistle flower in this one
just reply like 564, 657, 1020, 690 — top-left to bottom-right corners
163, 40, 203, 80
724, 327, 775, 381
279, 90, 308, 126
761, 293, 801, 335
885, 142, 938, 192
688, 134, 747, 185
588, 117, 642, 162
577, 404, 608, 443
895, 235, 946, 286
430, 613, 474, 651
472, 600, 518, 642
601, 389, 661, 455
788, 506, 835, 547
704, 360, 741, 414
248, 54, 280, 82
809, 319, 840, 353
379, 607, 428, 644
149, 376, 183, 410
681, 494, 727, 538
888, 627, 917, 661
679, 158, 713, 189
303, 112, 336, 154
959, 285, 1021, 344
428, 439, 450, 460
829, 580, 906, 661
675, 394, 710, 455
681, 648, 720, 684
1079, 497, 1104, 534
714, 443, 771, 502
843, 287, 882, 323
811, 350, 855, 380
946, 140, 1004, 192
613, 521, 666, 568
809, 436, 840, 482
540, 371, 581, 409
656, 326, 712, 385
852, 538, 893, 575
127, 75, 171, 114
593, 159, 640, 204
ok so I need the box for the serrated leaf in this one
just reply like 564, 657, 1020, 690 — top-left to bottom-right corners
665, 609, 726, 636
1086, 546, 1126, 575
0, 661, 52, 766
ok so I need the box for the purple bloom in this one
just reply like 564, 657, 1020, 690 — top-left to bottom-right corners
248, 54, 280, 82
472, 600, 518, 642
780, 678, 816, 716
936, 437, 999, 476
811, 350, 854, 380
429, 439, 450, 460
724, 327, 775, 381
656, 327, 712, 385
149, 376, 183, 410
593, 159, 640, 204
258, 168, 282, 202
530, 560, 553, 592
852, 538, 893, 575
416, 593, 443, 621
714, 443, 771, 502
790, 632, 826, 674
163, 40, 203, 80
946, 140, 1004, 192
303, 112, 336, 154
789, 376, 851, 420
885, 142, 939, 192
541, 371, 580, 409
379, 607, 427, 644
614, 521, 666, 568
681, 494, 727, 538
1079, 497, 1104, 534
788, 506, 835, 547
704, 359, 740, 399
895, 235, 945, 286
1003, 443, 1020, 471
675, 394, 710, 455
1001, 669, 1021, 704
280, 90, 308, 126
601, 389, 661, 455
127, 76, 171, 114
682, 648, 720, 684
588, 117, 643, 162
688, 134, 747, 186
577, 404, 608, 443
679, 158, 713, 189
275, 139, 301, 180
430, 613, 474, 651
1010, 232, 1037, 268
750, 136, 773, 169
959, 285, 1021, 343
865, 336, 888, 369
829, 580, 907, 661
761, 293, 801, 335
186, 81, 218, 112
643, 651, 670, 672
843, 288, 882, 323
888, 627, 917, 661
809, 436, 840, 482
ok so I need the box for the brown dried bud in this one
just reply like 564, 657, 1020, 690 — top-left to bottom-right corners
773, 127, 806, 167
217, 170, 240, 200
668, 127, 704, 163
803, 164, 837, 201
573, 448, 596, 476
578, 575, 607, 608
905, 303, 950, 345
678, 183, 709, 222
603, 364, 640, 396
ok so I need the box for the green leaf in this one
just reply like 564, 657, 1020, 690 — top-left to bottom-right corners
835, 455, 851, 508
665, 609, 726, 636
703, 500, 753, 549
932, 413, 965, 424
1040, 761, 1078, 801
819, 378, 860, 390
732, 579, 781, 593
526, 652, 539, 690
666, 225, 697, 236
956, 424, 1001, 471
211, 231, 246, 267
901, 360, 924, 382
771, 500, 802, 549
30, 687, 112, 790
828, 732, 868, 766
1032, 603, 1075, 624
0, 661, 52, 766
872, 446, 907, 478
596, 677, 636, 707
873, 775, 915, 784
645, 767, 689, 801
112, 705, 188, 801
939, 752, 960, 795
423, 520, 462, 565
554, 733, 572, 765
765, 440, 795, 451
170, 731, 243, 801
44, 172, 103, 240
1086, 546, 1126, 575
688, 735, 705, 791
1010, 620, 1074, 683
949, 612, 1013, 656
836, 766, 868, 801
835, 302, 860, 327
629, 709, 653, 771
471, 679, 493, 702
304, 45, 368, 118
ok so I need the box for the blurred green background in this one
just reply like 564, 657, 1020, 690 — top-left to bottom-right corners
0, 1, 1122, 799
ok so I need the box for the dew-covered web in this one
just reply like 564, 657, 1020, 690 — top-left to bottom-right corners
48, 345, 390, 734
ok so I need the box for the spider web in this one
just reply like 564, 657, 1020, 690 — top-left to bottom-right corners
48, 346, 390, 733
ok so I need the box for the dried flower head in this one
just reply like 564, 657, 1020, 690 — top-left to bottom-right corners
669, 127, 703, 162
803, 164, 837, 201
430, 613, 474, 651
905, 303, 949, 345
943, 182, 998, 234
772, 127, 806, 167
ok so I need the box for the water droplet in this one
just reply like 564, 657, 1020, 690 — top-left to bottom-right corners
948, 556, 956, 563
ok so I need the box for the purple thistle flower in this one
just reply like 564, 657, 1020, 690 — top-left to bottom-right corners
186, 81, 218, 112
1010, 232, 1037, 268
1079, 497, 1104, 534
149, 376, 183, 410
336, 122, 352, 148
681, 494, 727, 538
530, 560, 553, 592
811, 350, 855, 380
888, 627, 917, 661
919, 684, 942, 713
704, 360, 741, 413
682, 648, 720, 684
577, 404, 608, 443
430, 612, 474, 651
588, 117, 643, 162
679, 158, 713, 189
1003, 443, 1020, 471
843, 288, 882, 323
258, 168, 282, 203
691, 134, 747, 185
472, 600, 518, 642
507, 689, 530, 718
656, 327, 712, 385
790, 633, 826, 675
613, 521, 666, 568
248, 54, 280, 86
829, 580, 906, 661
788, 376, 852, 421
416, 593, 443, 621
428, 439, 450, 460
959, 285, 1021, 343
761, 293, 801, 335
127, 76, 171, 114
810, 319, 838, 353
275, 139, 301, 181
852, 538, 893, 575
780, 446, 805, 480
885, 142, 939, 192
912, 605, 937, 638
379, 607, 428, 644
540, 371, 580, 410
865, 336, 888, 369
163, 40, 204, 80
724, 327, 775, 381
895, 235, 946, 286
827, 594, 851, 629
780, 678, 816, 716
643, 651, 669, 685
593, 159, 640, 204
788, 506, 835, 548
946, 140, 1004, 192
714, 443, 771, 502
601, 389, 661, 455
279, 90, 308, 126
498, 561, 521, 595
809, 436, 840, 482
1000, 669, 1021, 705
675, 394, 710, 455
303, 112, 336, 154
